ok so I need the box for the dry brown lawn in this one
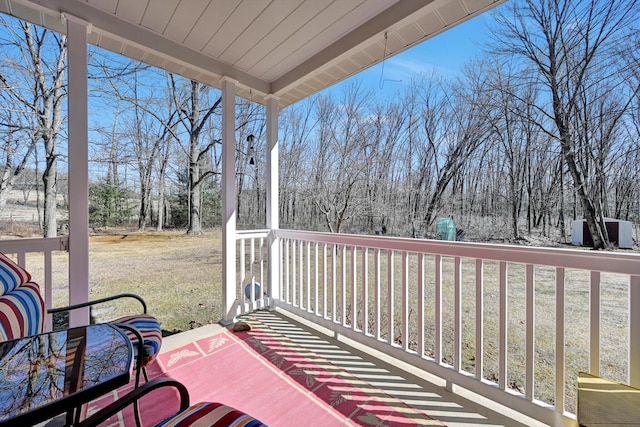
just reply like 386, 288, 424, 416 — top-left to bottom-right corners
35, 230, 225, 334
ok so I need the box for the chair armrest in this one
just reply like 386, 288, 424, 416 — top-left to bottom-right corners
48, 293, 148, 315
111, 322, 147, 388
77, 378, 190, 427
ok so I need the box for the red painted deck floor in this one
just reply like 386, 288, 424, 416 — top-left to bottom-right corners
87, 311, 540, 427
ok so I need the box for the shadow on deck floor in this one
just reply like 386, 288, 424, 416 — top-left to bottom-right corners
162, 309, 546, 427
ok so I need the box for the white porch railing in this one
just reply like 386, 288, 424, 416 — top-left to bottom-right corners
236, 229, 640, 427
236, 230, 271, 314
0, 236, 69, 332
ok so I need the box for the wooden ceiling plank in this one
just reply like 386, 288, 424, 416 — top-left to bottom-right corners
114, 0, 148, 25
140, 0, 180, 34
87, 0, 117, 14
436, 0, 467, 25
163, 0, 210, 43
462, 0, 495, 10
202, 0, 267, 58
182, 0, 237, 52
414, 12, 445, 37
222, 0, 299, 67
255, 0, 369, 81
234, 0, 331, 73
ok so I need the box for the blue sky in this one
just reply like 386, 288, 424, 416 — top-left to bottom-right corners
327, 8, 500, 100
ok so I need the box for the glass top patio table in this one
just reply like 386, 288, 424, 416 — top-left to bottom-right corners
0, 323, 133, 427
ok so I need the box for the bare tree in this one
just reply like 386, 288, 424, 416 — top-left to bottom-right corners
0, 109, 37, 211
89, 53, 175, 230
128, 73, 179, 230
614, 39, 640, 222
483, 58, 544, 239
308, 83, 373, 233
155, 124, 175, 231
0, 18, 67, 236
397, 79, 428, 232
279, 98, 316, 228
411, 70, 492, 230
491, 0, 639, 248
171, 78, 221, 235
361, 100, 407, 234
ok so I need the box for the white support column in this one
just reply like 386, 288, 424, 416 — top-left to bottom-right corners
221, 77, 237, 325
266, 96, 280, 307
65, 15, 91, 327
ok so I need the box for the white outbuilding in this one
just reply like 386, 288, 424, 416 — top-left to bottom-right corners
571, 218, 633, 249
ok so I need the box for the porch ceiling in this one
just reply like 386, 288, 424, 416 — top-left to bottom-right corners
3, 0, 505, 107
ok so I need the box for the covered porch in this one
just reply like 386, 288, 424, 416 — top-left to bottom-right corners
2, 1, 640, 427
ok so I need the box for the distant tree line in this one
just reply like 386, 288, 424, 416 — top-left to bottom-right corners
276, 0, 640, 249
1, 1, 639, 249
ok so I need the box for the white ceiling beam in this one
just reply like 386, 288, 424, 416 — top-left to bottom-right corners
271, 0, 436, 95
16, 0, 271, 95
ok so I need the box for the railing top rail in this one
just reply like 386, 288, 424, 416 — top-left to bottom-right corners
236, 229, 270, 239
273, 229, 640, 276
0, 236, 69, 253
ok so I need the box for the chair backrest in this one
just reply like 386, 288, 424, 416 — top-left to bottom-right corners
0, 253, 45, 341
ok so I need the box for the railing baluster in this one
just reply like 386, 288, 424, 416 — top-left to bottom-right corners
454, 256, 462, 371
341, 245, 347, 327
314, 242, 319, 315
630, 275, 640, 387
362, 247, 369, 335
351, 246, 357, 331
388, 250, 394, 346
435, 254, 442, 363
417, 253, 425, 358
285, 239, 290, 304
401, 251, 409, 351
322, 243, 327, 319
259, 237, 265, 292
374, 248, 381, 340
292, 239, 297, 305
306, 240, 311, 312
475, 258, 484, 380
525, 264, 535, 400
44, 250, 54, 332
276, 237, 282, 304
250, 238, 256, 303
298, 240, 304, 309
555, 267, 566, 413
590, 271, 601, 376
295, 240, 300, 308
240, 239, 246, 308
499, 261, 507, 390
332, 244, 337, 323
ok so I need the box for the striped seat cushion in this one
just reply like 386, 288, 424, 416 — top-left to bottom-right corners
111, 313, 162, 365
0, 253, 31, 296
156, 402, 267, 427
0, 282, 45, 341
